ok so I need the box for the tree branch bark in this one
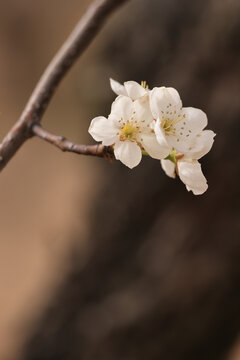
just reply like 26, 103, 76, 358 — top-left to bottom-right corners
32, 124, 114, 159
0, 0, 128, 172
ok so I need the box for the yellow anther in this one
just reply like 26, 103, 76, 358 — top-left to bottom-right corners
120, 121, 139, 140
141, 80, 149, 90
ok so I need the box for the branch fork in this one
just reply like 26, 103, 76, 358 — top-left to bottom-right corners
0, 0, 129, 172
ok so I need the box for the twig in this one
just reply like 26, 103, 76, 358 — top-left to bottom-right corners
32, 124, 114, 159
0, 0, 129, 172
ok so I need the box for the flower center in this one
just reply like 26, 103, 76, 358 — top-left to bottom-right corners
120, 121, 139, 141
161, 105, 186, 139
162, 119, 173, 133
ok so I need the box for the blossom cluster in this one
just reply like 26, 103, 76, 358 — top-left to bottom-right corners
89, 79, 215, 195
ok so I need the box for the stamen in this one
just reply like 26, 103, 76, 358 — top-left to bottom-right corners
141, 80, 149, 89
119, 120, 140, 141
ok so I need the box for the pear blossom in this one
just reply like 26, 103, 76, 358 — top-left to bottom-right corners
161, 156, 208, 195
177, 159, 208, 195
150, 86, 215, 194
150, 86, 215, 157
89, 95, 169, 169
89, 79, 215, 194
161, 130, 215, 195
161, 157, 176, 179
110, 78, 149, 100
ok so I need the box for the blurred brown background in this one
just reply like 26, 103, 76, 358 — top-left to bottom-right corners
0, 0, 240, 359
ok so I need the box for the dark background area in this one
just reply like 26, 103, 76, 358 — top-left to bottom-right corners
0, 0, 239, 359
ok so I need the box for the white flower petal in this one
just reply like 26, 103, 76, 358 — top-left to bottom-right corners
154, 119, 172, 153
124, 81, 147, 100
178, 159, 208, 195
167, 134, 193, 154
161, 159, 176, 178
184, 130, 216, 159
141, 132, 170, 159
181, 107, 208, 134
88, 116, 118, 145
108, 112, 122, 126
133, 95, 153, 125
110, 78, 127, 96
150, 86, 182, 118
111, 95, 133, 122
102, 137, 118, 146
114, 141, 142, 169
167, 87, 182, 104
169, 106, 211, 154
168, 107, 207, 154
169, 107, 214, 155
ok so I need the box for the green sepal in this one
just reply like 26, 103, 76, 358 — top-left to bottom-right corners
165, 150, 177, 164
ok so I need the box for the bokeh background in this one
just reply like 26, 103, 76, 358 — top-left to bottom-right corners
0, 0, 239, 359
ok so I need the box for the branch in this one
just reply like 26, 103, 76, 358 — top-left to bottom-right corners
32, 124, 113, 159
0, 0, 128, 172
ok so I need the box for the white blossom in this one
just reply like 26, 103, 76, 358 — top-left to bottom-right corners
110, 79, 149, 100
90, 80, 215, 194
160, 131, 215, 195
150, 86, 215, 194
177, 159, 208, 195
161, 157, 208, 195
89, 95, 169, 169
150, 86, 215, 157
161, 158, 176, 179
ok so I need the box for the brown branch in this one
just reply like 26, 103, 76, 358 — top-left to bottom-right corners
32, 124, 114, 159
0, 0, 129, 172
